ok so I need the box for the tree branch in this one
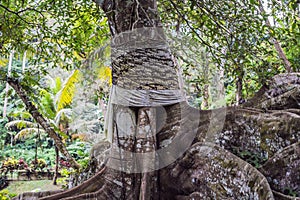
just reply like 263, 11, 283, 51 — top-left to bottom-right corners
0, 4, 32, 25
168, 0, 223, 67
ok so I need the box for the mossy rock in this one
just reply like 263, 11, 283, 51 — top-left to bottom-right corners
160, 142, 274, 199
260, 142, 300, 198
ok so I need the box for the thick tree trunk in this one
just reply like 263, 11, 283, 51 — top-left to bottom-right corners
7, 78, 81, 170
98, 0, 181, 199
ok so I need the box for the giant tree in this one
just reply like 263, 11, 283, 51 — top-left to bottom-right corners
12, 0, 300, 200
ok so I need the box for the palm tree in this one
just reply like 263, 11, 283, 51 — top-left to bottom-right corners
40, 69, 80, 185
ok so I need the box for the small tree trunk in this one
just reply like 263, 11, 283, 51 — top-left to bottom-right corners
3, 51, 14, 118
53, 145, 59, 185
34, 125, 40, 167
201, 84, 210, 109
35, 134, 38, 167
236, 76, 243, 105
235, 66, 244, 105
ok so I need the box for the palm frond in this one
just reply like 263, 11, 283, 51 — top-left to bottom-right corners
14, 128, 46, 140
5, 120, 36, 129
55, 69, 81, 111
54, 108, 72, 125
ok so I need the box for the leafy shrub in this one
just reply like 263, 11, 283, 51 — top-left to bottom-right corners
31, 158, 47, 170
2, 157, 18, 171
77, 157, 89, 169
17, 158, 28, 169
57, 168, 74, 189
0, 189, 17, 199
0, 189, 10, 200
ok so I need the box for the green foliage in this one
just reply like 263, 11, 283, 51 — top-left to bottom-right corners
0, 118, 9, 150
66, 141, 91, 161
232, 147, 268, 168
40, 89, 56, 119
0, 0, 109, 70
0, 138, 92, 173
56, 168, 72, 189
0, 139, 55, 168
160, 0, 299, 104
0, 189, 17, 199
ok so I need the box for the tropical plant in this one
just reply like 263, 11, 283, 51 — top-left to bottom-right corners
37, 69, 81, 184
3, 68, 82, 184
5, 119, 46, 167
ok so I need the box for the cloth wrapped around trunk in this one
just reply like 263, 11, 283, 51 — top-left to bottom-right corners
104, 86, 186, 142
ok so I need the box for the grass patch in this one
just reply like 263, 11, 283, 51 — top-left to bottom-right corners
2, 180, 61, 195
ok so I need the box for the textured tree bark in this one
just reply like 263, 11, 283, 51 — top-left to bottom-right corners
7, 78, 81, 170
201, 84, 209, 109
99, 0, 180, 199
